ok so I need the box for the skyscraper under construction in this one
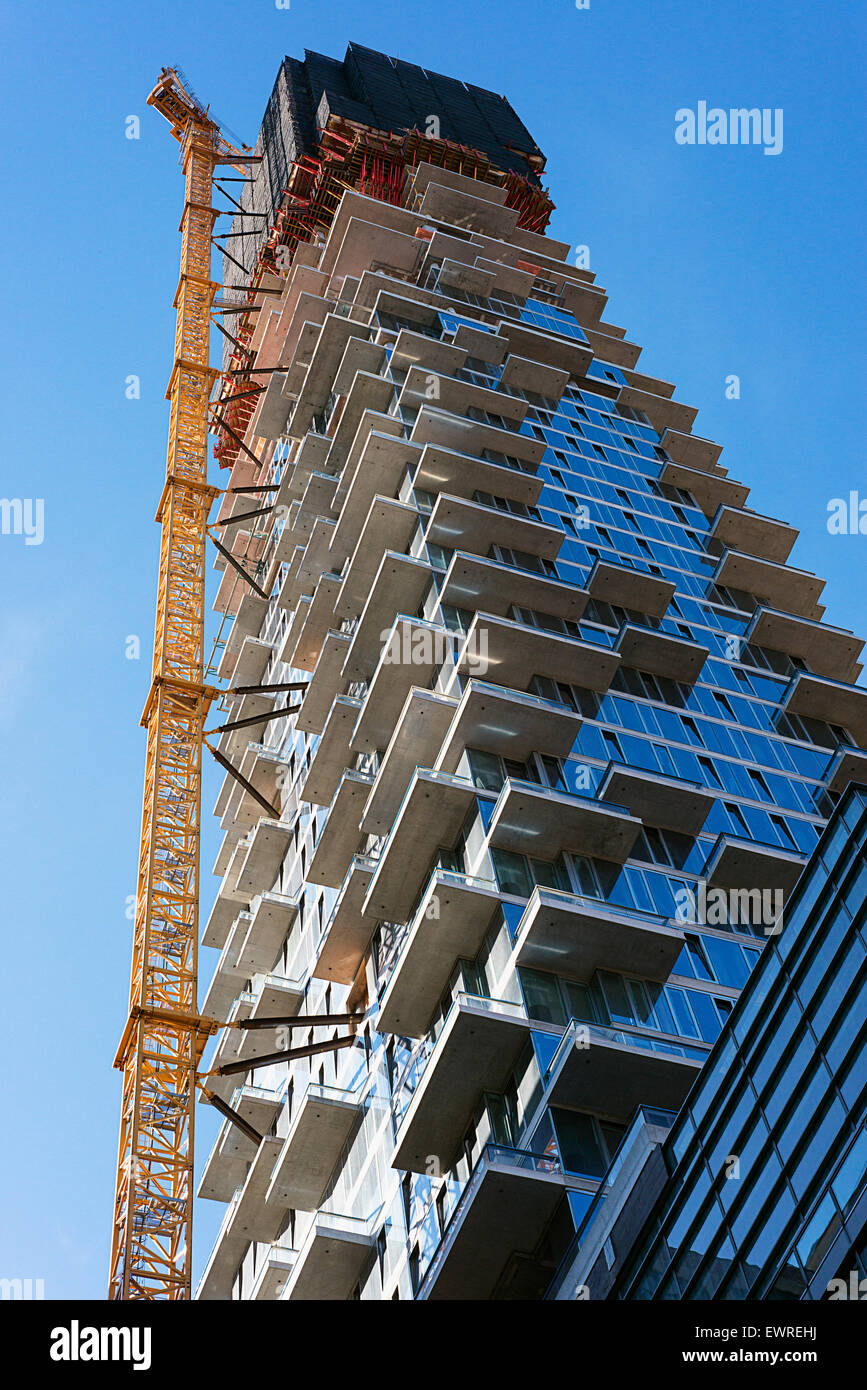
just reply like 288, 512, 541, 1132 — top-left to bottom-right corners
196, 41, 867, 1300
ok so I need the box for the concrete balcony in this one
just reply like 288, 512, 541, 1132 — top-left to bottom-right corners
333, 498, 419, 620
290, 573, 343, 672
217, 744, 285, 839
201, 916, 248, 1020
410, 405, 545, 468
440, 551, 588, 622
233, 819, 293, 898
435, 680, 582, 771
704, 834, 807, 897
659, 461, 749, 518
363, 769, 479, 924
494, 319, 593, 378
747, 608, 864, 685
300, 696, 362, 806
389, 327, 466, 374
542, 1019, 705, 1120
392, 994, 531, 1174
328, 430, 418, 563
713, 550, 824, 619
617, 386, 697, 436
218, 633, 274, 688
782, 671, 867, 745
340, 553, 433, 680
514, 886, 684, 984
282, 1211, 377, 1301
288, 315, 374, 438
378, 871, 507, 1038
314, 855, 377, 984
198, 1084, 284, 1202
295, 631, 351, 735
614, 622, 709, 683
307, 770, 373, 889
459, 613, 620, 693
223, 1135, 285, 1244
824, 745, 867, 793
267, 1084, 362, 1210
249, 1244, 295, 1300
499, 354, 569, 403
425, 493, 563, 562
351, 616, 450, 753
597, 764, 714, 835
587, 560, 675, 619
400, 365, 527, 426
658, 428, 722, 473
414, 444, 542, 508
235, 891, 301, 976
487, 778, 642, 862
708, 506, 797, 564
360, 689, 457, 836
417, 1144, 588, 1301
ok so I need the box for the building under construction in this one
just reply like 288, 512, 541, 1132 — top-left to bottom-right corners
116, 41, 867, 1302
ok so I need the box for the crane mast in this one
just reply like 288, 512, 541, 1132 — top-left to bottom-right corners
108, 69, 245, 1299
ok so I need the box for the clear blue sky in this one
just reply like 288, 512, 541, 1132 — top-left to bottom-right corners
1, 0, 863, 1298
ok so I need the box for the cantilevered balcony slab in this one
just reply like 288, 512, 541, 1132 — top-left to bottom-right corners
495, 320, 593, 379
391, 995, 531, 1174
390, 327, 467, 375
282, 1212, 376, 1301
218, 743, 285, 836
360, 689, 457, 836
334, 498, 419, 619
747, 608, 864, 685
288, 314, 373, 438
659, 461, 749, 517
488, 779, 642, 862
458, 612, 620, 693
219, 633, 274, 688
198, 1085, 284, 1202
267, 1084, 362, 1210
598, 764, 714, 835
713, 550, 824, 619
232, 819, 293, 899
340, 553, 433, 679
544, 1023, 704, 1120
363, 770, 479, 923
617, 385, 697, 436
615, 623, 709, 683
824, 745, 867, 794
659, 428, 723, 473
425, 493, 562, 562
314, 856, 377, 984
514, 887, 684, 984
704, 834, 807, 897
307, 771, 373, 889
417, 1146, 586, 1301
401, 365, 527, 426
223, 593, 268, 656
440, 552, 588, 622
351, 617, 449, 754
782, 671, 867, 745
708, 506, 797, 564
290, 573, 343, 672
296, 631, 351, 735
227, 974, 307, 1081
499, 354, 569, 403
378, 872, 506, 1038
435, 680, 582, 772
223, 1135, 284, 1244
587, 560, 675, 618
250, 1245, 295, 1300
300, 696, 362, 806
235, 891, 301, 975
414, 443, 542, 507
328, 430, 418, 564
410, 406, 545, 468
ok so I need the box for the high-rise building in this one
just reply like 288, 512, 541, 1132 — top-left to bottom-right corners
196, 42, 867, 1301
548, 781, 867, 1301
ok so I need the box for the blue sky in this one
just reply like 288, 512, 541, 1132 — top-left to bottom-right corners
0, 0, 863, 1298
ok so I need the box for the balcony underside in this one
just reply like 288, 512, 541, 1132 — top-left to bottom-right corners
747, 608, 863, 685
435, 680, 582, 771
363, 772, 478, 924
360, 689, 457, 836
440, 552, 588, 622
587, 561, 675, 619
314, 858, 376, 985
615, 624, 709, 684
488, 781, 642, 862
267, 1088, 361, 1211
514, 888, 684, 984
459, 613, 620, 693
547, 1035, 702, 1119
704, 835, 807, 897
598, 765, 714, 835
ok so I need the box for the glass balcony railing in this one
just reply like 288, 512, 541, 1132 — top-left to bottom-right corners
544, 1017, 709, 1087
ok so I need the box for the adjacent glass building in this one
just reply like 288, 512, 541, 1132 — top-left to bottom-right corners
554, 783, 867, 1301
196, 42, 867, 1300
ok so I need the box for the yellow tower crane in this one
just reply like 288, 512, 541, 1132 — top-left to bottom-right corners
108, 68, 253, 1301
